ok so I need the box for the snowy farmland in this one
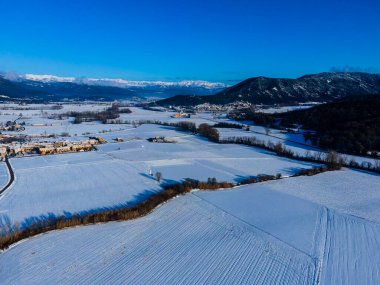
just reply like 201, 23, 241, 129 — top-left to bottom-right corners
217, 126, 377, 165
0, 124, 317, 223
0, 104, 379, 285
0, 168, 379, 284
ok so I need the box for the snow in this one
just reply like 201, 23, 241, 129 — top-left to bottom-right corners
320, 211, 380, 285
21, 74, 229, 89
24, 74, 76, 83
1, 152, 162, 223
249, 168, 380, 223
0, 162, 9, 190
0, 193, 317, 285
195, 187, 320, 255
1, 168, 379, 284
0, 105, 379, 284
0, 124, 317, 224
217, 127, 376, 165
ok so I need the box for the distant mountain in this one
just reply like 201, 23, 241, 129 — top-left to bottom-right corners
0, 73, 228, 101
155, 72, 380, 106
21, 74, 228, 98
22, 74, 228, 90
0, 76, 138, 101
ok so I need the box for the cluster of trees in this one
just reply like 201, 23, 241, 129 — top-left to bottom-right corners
198, 123, 219, 142
70, 110, 120, 124
68, 104, 131, 124
295, 166, 331, 176
239, 174, 281, 185
109, 103, 132, 114
282, 96, 380, 156
127, 120, 219, 142
213, 122, 243, 129
230, 96, 380, 156
175, 121, 197, 133
147, 137, 176, 143
229, 110, 276, 127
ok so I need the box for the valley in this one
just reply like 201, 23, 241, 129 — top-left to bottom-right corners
0, 101, 378, 284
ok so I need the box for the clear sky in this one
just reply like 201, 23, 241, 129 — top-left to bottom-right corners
0, 0, 379, 82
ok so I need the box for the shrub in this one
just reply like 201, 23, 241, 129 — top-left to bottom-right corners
198, 124, 219, 142
325, 150, 343, 170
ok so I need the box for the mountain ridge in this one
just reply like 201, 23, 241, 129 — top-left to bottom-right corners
155, 72, 380, 106
0, 73, 228, 101
20, 74, 228, 90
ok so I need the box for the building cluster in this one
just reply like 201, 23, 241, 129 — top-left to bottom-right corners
0, 121, 25, 132
194, 101, 252, 112
0, 136, 106, 158
171, 111, 191, 118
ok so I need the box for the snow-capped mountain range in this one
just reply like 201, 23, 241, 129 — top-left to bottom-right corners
0, 72, 228, 101
22, 74, 228, 90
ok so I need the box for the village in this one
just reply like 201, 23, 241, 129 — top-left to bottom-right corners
0, 136, 106, 158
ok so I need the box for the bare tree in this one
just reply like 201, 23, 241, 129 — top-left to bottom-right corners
155, 172, 162, 182
325, 150, 343, 170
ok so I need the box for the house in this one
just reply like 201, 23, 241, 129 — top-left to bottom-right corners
53, 141, 67, 148
71, 144, 93, 152
89, 136, 106, 144
171, 112, 190, 118
39, 146, 56, 155
0, 146, 8, 158
56, 146, 71, 153
22, 145, 38, 153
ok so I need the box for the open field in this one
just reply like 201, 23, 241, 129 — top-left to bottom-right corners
0, 105, 379, 285
0, 191, 318, 285
217, 127, 377, 165
0, 124, 317, 224
0, 168, 379, 284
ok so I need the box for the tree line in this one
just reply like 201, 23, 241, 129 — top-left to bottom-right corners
67, 103, 131, 124
228, 95, 380, 157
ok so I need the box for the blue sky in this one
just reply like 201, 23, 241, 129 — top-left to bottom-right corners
0, 0, 379, 82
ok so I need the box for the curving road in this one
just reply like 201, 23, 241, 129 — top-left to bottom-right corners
0, 157, 15, 195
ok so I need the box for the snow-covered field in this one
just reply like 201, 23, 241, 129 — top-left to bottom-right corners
1, 168, 379, 285
0, 104, 379, 285
0, 192, 317, 284
0, 104, 216, 139
217, 127, 376, 165
0, 124, 316, 224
